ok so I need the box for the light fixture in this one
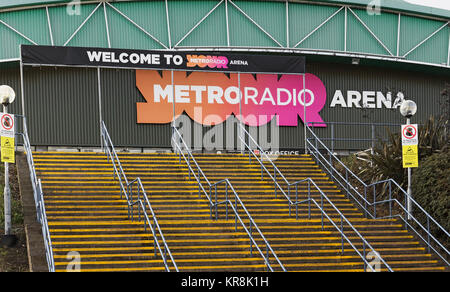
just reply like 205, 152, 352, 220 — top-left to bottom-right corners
0, 85, 15, 106
399, 100, 417, 118
352, 58, 360, 65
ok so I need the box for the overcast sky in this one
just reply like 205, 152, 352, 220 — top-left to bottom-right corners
404, 0, 450, 11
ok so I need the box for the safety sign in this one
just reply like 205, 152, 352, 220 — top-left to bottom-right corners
401, 124, 418, 168
0, 113, 15, 163
401, 124, 418, 146
1, 136, 15, 163
402, 144, 418, 168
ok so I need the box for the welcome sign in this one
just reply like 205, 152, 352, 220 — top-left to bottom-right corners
21, 45, 320, 127
21, 45, 305, 74
136, 70, 327, 127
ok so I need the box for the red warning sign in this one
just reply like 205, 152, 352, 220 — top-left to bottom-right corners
0, 113, 14, 138
401, 124, 418, 146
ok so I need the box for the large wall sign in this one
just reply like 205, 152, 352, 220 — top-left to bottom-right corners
136, 70, 327, 127
21, 45, 305, 74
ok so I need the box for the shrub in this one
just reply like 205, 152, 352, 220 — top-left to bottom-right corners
411, 150, 450, 248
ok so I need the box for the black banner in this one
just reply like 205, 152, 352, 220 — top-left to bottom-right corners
21, 45, 305, 74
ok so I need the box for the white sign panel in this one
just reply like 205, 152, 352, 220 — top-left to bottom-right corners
401, 124, 418, 146
0, 113, 15, 138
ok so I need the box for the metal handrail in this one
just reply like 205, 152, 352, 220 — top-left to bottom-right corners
127, 177, 178, 271
210, 178, 286, 271
171, 125, 286, 272
101, 121, 178, 272
15, 115, 55, 272
306, 124, 450, 266
238, 123, 392, 272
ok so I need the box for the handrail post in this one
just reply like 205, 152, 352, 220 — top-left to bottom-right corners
138, 187, 141, 222
371, 124, 375, 154
198, 168, 201, 198
215, 184, 218, 220
307, 181, 311, 220
427, 217, 431, 253
295, 183, 299, 220
364, 185, 368, 218
225, 183, 229, 220
345, 168, 351, 199
288, 184, 291, 217
363, 242, 366, 272
340, 216, 344, 255
320, 194, 324, 231
209, 185, 212, 219
389, 180, 392, 217
153, 219, 157, 257
329, 124, 334, 177
274, 167, 277, 199
373, 185, 376, 218
129, 183, 133, 220
249, 221, 253, 256
404, 190, 408, 230
234, 195, 237, 231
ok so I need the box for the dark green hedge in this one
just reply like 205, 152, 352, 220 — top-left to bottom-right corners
411, 150, 450, 249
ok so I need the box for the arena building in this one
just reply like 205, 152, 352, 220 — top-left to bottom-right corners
0, 0, 448, 152
0, 0, 449, 273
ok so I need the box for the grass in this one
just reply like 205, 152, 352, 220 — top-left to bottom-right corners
0, 162, 29, 272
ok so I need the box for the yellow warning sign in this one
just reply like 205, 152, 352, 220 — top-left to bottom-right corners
1, 136, 15, 163
402, 144, 418, 168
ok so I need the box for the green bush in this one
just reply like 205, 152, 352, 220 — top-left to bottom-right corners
338, 114, 449, 249
411, 150, 450, 248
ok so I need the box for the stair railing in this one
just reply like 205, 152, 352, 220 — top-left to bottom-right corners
238, 123, 392, 272
15, 115, 55, 272
171, 125, 286, 272
306, 124, 450, 267
101, 121, 178, 272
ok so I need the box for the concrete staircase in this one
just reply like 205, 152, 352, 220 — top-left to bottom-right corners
32, 151, 447, 272
191, 153, 447, 272
33, 151, 276, 272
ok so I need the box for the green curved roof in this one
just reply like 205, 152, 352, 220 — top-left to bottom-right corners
1, 0, 449, 20
0, 0, 449, 72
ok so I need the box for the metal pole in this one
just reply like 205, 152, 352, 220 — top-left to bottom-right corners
3, 105, 11, 237
371, 124, 375, 156
238, 72, 243, 154
288, 185, 291, 216
331, 123, 334, 153
225, 183, 228, 220
303, 73, 307, 154
97, 67, 103, 149
406, 117, 412, 220
171, 70, 175, 152
20, 60, 26, 119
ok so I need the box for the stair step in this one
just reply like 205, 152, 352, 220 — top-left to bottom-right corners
34, 151, 448, 272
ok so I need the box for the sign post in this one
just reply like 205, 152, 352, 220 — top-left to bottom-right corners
401, 124, 418, 168
1, 113, 15, 163
0, 84, 16, 247
401, 123, 418, 220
